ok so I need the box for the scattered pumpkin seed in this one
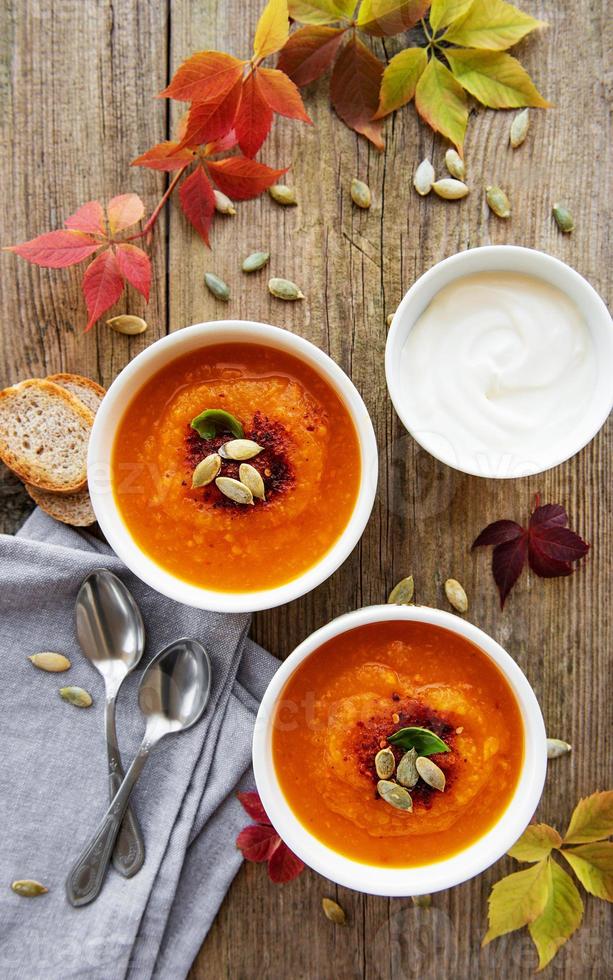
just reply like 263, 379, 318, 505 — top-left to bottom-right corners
444, 578, 468, 613
322, 897, 347, 924
415, 756, 446, 792
432, 178, 469, 200
377, 780, 413, 811
375, 747, 396, 779
396, 748, 419, 788
547, 738, 572, 759
510, 108, 530, 148
412, 894, 432, 908
386, 312, 395, 327
204, 272, 230, 302
388, 575, 414, 605
11, 880, 48, 897
239, 463, 265, 501
191, 453, 221, 488
413, 159, 435, 196
268, 185, 297, 206
268, 277, 305, 301
242, 251, 270, 273
218, 439, 263, 461
213, 190, 236, 215
351, 178, 372, 209
485, 185, 511, 219
552, 203, 574, 233
106, 315, 148, 335
28, 652, 71, 672
59, 686, 92, 708
215, 476, 254, 506
445, 148, 465, 180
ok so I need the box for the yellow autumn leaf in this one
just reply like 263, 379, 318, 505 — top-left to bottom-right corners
564, 790, 613, 844
374, 47, 428, 118
561, 842, 613, 902
288, 0, 355, 23
528, 860, 583, 971
508, 823, 563, 863
429, 0, 473, 35
443, 0, 545, 51
254, 0, 290, 59
357, 0, 430, 37
482, 858, 552, 944
445, 49, 551, 108
414, 56, 468, 152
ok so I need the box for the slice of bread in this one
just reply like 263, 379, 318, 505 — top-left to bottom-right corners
47, 373, 105, 415
26, 483, 96, 526
0, 379, 94, 492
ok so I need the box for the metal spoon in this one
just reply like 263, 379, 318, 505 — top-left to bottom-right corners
75, 569, 146, 878
66, 638, 212, 907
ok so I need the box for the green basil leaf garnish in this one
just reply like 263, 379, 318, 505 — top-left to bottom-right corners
388, 726, 450, 756
190, 409, 244, 440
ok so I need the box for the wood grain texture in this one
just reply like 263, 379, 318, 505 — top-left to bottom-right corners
1, 1, 611, 977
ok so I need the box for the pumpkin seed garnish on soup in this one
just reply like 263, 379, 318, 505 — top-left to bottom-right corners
191, 453, 221, 488
377, 780, 413, 811
415, 756, 446, 792
215, 477, 254, 506
218, 439, 263, 461
375, 746, 395, 779
396, 748, 419, 788
239, 463, 266, 501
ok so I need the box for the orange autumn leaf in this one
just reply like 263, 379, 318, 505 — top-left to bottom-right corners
256, 68, 312, 122
159, 51, 245, 103
206, 156, 287, 200
131, 141, 194, 171
178, 165, 216, 245
107, 193, 145, 235
253, 0, 290, 60
329, 34, 384, 149
82, 248, 125, 331
357, 0, 431, 37
235, 72, 274, 158
64, 200, 107, 237
276, 25, 348, 86
176, 80, 244, 150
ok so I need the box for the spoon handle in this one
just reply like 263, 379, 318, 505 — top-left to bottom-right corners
105, 696, 145, 877
66, 741, 152, 907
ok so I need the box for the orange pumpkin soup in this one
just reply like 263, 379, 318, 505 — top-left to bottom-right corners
272, 621, 524, 867
112, 343, 361, 592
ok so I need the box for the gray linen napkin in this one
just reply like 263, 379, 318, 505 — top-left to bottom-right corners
0, 510, 279, 980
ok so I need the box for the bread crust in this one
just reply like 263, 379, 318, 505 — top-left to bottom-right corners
46, 373, 106, 412
26, 483, 96, 526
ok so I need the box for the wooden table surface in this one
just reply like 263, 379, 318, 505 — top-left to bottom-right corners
1, 2, 611, 977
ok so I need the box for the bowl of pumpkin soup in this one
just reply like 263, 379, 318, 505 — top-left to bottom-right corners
253, 605, 546, 896
88, 321, 377, 612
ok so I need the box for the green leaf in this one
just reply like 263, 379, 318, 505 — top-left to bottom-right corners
483, 858, 552, 944
445, 49, 551, 108
388, 726, 450, 755
508, 824, 563, 863
561, 843, 613, 902
528, 860, 583, 971
357, 0, 430, 37
374, 47, 428, 117
288, 0, 355, 24
564, 791, 613, 844
414, 56, 468, 151
443, 0, 545, 51
429, 0, 473, 35
190, 409, 244, 440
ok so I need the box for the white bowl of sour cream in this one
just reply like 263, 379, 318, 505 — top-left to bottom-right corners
386, 246, 613, 478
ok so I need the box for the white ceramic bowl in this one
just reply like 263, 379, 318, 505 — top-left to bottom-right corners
88, 321, 378, 613
253, 604, 547, 896
386, 246, 613, 478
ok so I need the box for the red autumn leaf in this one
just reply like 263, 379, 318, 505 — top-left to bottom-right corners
204, 129, 239, 155
64, 201, 107, 237
131, 141, 194, 171
267, 840, 305, 883
529, 526, 590, 569
256, 67, 312, 123
237, 791, 272, 824
329, 34, 384, 149
472, 519, 524, 548
530, 503, 568, 530
159, 51, 245, 103
207, 156, 287, 200
176, 80, 243, 150
235, 72, 274, 158
4, 230, 101, 268
178, 165, 216, 244
491, 533, 528, 607
236, 824, 281, 862
357, 0, 431, 37
277, 25, 347, 87
107, 193, 145, 235
82, 248, 125, 331
115, 243, 151, 301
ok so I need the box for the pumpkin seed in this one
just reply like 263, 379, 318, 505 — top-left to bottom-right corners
485, 185, 511, 219
192, 453, 221, 488
412, 894, 432, 908
11, 879, 48, 897
28, 652, 71, 672
510, 108, 529, 148
218, 439, 263, 461
375, 747, 395, 779
59, 686, 93, 708
268, 277, 305, 301
322, 897, 346, 924
547, 738, 572, 759
377, 780, 413, 811
242, 251, 270, 273
215, 477, 254, 506
386, 312, 395, 327
432, 178, 469, 200
351, 178, 372, 209
268, 184, 297, 206
396, 748, 419, 788
413, 159, 435, 196
106, 315, 148, 335
415, 756, 446, 792
204, 272, 230, 302
213, 189, 236, 215
239, 463, 265, 501
444, 578, 468, 613
552, 203, 574, 233
445, 148, 465, 180
388, 575, 414, 605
